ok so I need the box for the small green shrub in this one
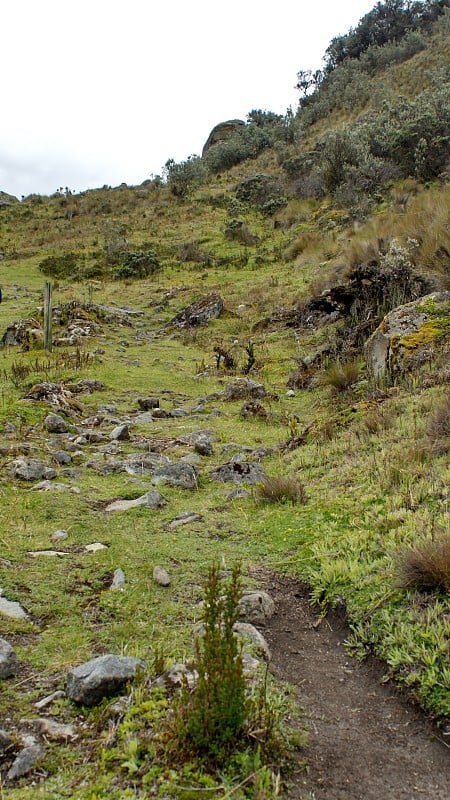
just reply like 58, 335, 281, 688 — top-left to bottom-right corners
163, 155, 206, 198
396, 535, 450, 593
38, 252, 78, 278
172, 563, 247, 761
257, 475, 307, 505
113, 247, 160, 280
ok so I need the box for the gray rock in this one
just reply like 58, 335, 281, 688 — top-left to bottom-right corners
138, 397, 160, 410
110, 568, 126, 589
9, 458, 57, 481
0, 590, 28, 620
0, 190, 19, 207
0, 728, 12, 753
51, 529, 69, 542
19, 717, 76, 741
168, 511, 203, 529
152, 462, 198, 490
233, 622, 271, 660
153, 566, 171, 586
169, 293, 224, 328
66, 654, 145, 706
34, 690, 66, 710
202, 119, 245, 156
105, 491, 167, 513
154, 662, 198, 690
0, 637, 18, 678
6, 743, 44, 780
194, 435, 214, 456
364, 291, 450, 378
224, 378, 267, 401
110, 424, 131, 441
169, 408, 188, 418
227, 488, 250, 500
29, 480, 81, 493
44, 413, 69, 433
52, 450, 72, 465
238, 591, 275, 626
210, 458, 267, 485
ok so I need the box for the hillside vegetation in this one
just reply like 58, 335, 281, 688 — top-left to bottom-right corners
0, 2, 449, 798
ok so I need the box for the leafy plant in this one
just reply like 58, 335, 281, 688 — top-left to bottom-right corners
38, 251, 78, 278
172, 563, 247, 761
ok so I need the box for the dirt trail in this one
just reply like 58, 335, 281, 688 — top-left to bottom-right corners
259, 572, 450, 800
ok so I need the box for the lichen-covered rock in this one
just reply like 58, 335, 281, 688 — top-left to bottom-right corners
8, 458, 57, 481
364, 292, 450, 378
224, 378, 267, 401
44, 413, 69, 433
105, 491, 167, 513
152, 462, 198, 489
238, 591, 275, 626
66, 654, 145, 705
202, 119, 245, 156
210, 457, 267, 485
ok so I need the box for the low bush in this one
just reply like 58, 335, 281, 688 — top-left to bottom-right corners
38, 252, 78, 278
114, 247, 160, 280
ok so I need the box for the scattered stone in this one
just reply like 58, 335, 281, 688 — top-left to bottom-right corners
210, 457, 267, 485
168, 511, 203, 529
34, 690, 66, 710
152, 408, 170, 419
0, 637, 18, 678
27, 550, 69, 558
133, 412, 154, 424
29, 480, 81, 493
110, 568, 126, 589
169, 407, 188, 418
233, 622, 271, 660
154, 662, 198, 690
138, 397, 160, 410
153, 566, 171, 586
286, 389, 295, 397
240, 400, 269, 419
224, 378, 267, 401
193, 434, 214, 456
110, 423, 130, 441
105, 491, 167, 513
227, 488, 250, 500
6, 743, 44, 781
0, 728, 12, 753
0, 590, 28, 620
66, 654, 145, 706
51, 529, 69, 542
8, 458, 56, 481
44, 413, 69, 433
52, 450, 72, 465
242, 652, 261, 676
85, 543, 108, 554
169, 292, 224, 328
239, 591, 275, 626
152, 462, 198, 490
19, 717, 77, 742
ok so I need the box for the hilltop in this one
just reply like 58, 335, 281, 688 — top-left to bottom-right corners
0, 2, 449, 798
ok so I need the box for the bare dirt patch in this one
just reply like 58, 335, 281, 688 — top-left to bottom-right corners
259, 571, 450, 800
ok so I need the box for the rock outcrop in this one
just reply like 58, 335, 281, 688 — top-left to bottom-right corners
202, 119, 245, 156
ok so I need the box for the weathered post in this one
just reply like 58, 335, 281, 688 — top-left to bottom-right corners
43, 281, 53, 352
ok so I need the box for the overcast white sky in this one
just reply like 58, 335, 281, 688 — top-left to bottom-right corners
1, 0, 377, 198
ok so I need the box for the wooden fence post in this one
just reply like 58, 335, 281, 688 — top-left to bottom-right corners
44, 281, 53, 352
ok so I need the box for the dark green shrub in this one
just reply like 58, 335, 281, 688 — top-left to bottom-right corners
163, 155, 206, 198
204, 125, 272, 173
38, 252, 78, 278
174, 563, 247, 760
114, 247, 160, 279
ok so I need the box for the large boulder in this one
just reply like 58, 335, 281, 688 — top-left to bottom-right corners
66, 654, 145, 705
202, 119, 245, 156
364, 292, 450, 378
0, 191, 19, 207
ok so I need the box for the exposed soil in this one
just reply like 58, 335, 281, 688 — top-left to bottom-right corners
259, 571, 450, 800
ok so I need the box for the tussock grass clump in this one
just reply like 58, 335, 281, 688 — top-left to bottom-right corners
396, 535, 450, 593
320, 360, 360, 393
425, 394, 450, 455
257, 475, 307, 505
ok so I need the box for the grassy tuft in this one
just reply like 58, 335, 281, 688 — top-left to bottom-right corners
257, 475, 307, 505
319, 360, 361, 393
396, 535, 450, 593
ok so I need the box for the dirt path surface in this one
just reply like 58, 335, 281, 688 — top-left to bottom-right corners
259, 572, 450, 800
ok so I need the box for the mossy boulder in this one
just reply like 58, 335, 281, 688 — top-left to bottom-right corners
364, 291, 450, 378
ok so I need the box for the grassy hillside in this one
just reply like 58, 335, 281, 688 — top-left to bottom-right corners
0, 4, 449, 798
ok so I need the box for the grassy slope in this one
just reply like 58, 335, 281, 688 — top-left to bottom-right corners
0, 21, 449, 800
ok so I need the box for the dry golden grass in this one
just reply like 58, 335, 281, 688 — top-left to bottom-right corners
425, 394, 450, 455
396, 534, 450, 593
256, 475, 307, 505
